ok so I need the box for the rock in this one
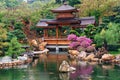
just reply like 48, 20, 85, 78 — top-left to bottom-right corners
38, 38, 42, 43
114, 55, 120, 63
86, 46, 96, 53
40, 42, 47, 47
33, 49, 49, 54
84, 53, 95, 61
68, 54, 77, 60
69, 59, 77, 66
78, 51, 87, 60
59, 60, 76, 72
18, 54, 28, 61
95, 47, 108, 58
68, 50, 79, 56
31, 39, 38, 47
115, 54, 120, 60
102, 54, 115, 61
39, 42, 47, 51
38, 45, 45, 51
102, 64, 114, 70
1, 56, 12, 63
77, 46, 86, 52
91, 58, 99, 62
59, 73, 69, 80
78, 61, 87, 66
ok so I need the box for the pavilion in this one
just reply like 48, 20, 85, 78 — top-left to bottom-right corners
36, 3, 95, 53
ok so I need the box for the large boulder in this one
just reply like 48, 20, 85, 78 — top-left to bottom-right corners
1, 56, 12, 63
68, 50, 79, 56
84, 53, 95, 61
77, 51, 87, 60
59, 73, 69, 80
31, 39, 38, 47
86, 46, 96, 53
102, 54, 115, 61
59, 60, 76, 72
38, 42, 47, 51
95, 47, 108, 58
18, 54, 28, 61
115, 55, 120, 60
102, 64, 114, 70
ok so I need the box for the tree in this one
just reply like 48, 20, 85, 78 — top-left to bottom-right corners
0, 0, 20, 8
79, 0, 119, 25
68, 0, 81, 6
6, 37, 25, 58
94, 23, 120, 49
0, 26, 8, 56
83, 24, 98, 39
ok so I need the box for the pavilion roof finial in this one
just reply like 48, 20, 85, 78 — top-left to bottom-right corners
62, 0, 67, 4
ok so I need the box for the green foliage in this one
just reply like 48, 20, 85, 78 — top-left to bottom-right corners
14, 21, 24, 30
0, 0, 59, 43
94, 23, 120, 47
0, 0, 20, 8
7, 29, 26, 41
102, 6, 120, 27
84, 24, 98, 39
5, 37, 25, 57
94, 31, 104, 47
79, 0, 119, 25
70, 30, 80, 36
55, 0, 81, 6
68, 0, 81, 6
0, 27, 8, 55
105, 23, 120, 44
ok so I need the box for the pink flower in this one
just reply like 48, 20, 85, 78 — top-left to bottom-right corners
76, 36, 86, 43
80, 41, 90, 48
77, 36, 93, 45
69, 42, 80, 49
67, 34, 77, 41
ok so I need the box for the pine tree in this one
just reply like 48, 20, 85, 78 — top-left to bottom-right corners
6, 37, 25, 58
0, 27, 8, 56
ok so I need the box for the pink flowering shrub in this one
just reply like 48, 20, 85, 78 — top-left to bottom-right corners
68, 34, 93, 50
77, 46, 86, 52
69, 42, 80, 49
86, 46, 95, 52
77, 36, 92, 44
67, 34, 77, 41
80, 41, 90, 48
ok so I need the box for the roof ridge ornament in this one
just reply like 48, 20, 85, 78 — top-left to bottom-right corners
63, 0, 67, 4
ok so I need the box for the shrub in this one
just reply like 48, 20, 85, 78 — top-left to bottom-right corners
67, 34, 77, 41
67, 34, 93, 51
69, 42, 80, 49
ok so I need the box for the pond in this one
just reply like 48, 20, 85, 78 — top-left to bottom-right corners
0, 54, 120, 80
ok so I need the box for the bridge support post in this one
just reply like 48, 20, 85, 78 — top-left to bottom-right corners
56, 46, 59, 53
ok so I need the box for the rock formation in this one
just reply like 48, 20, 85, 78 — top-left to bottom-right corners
59, 60, 76, 72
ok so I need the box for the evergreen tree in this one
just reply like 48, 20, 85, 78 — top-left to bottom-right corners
0, 26, 8, 56
6, 37, 25, 58
94, 23, 120, 49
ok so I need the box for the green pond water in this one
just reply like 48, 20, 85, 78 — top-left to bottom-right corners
0, 60, 120, 80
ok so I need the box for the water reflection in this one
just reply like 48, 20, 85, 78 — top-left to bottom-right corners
59, 61, 93, 80
1, 55, 120, 80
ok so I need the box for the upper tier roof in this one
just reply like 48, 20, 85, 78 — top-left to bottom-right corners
36, 16, 95, 28
51, 3, 78, 13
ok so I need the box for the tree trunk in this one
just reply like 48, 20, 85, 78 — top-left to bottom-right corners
103, 39, 108, 50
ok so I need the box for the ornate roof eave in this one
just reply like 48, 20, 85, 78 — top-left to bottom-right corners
36, 19, 56, 28
51, 9, 78, 13
46, 19, 80, 25
36, 16, 95, 28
